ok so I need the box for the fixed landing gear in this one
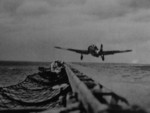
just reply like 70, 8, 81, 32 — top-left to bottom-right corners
80, 54, 83, 60
101, 55, 105, 61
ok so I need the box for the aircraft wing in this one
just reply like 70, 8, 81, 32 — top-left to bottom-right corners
102, 50, 132, 55
55, 46, 89, 54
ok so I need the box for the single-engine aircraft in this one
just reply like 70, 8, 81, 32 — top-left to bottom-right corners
54, 44, 132, 61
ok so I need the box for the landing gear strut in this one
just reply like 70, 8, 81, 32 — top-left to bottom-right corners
80, 54, 83, 60
101, 55, 105, 61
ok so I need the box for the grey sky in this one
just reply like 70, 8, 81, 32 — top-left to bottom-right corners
1, 0, 150, 63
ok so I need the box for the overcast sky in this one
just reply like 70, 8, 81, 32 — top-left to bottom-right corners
1, 0, 150, 63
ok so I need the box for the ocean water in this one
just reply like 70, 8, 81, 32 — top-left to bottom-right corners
0, 61, 51, 87
73, 62, 150, 83
0, 61, 150, 110
0, 61, 69, 110
1, 61, 150, 87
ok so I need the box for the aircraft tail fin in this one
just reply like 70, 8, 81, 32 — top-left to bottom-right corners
99, 44, 105, 61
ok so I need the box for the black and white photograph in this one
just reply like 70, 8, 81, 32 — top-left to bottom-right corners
0, 0, 150, 113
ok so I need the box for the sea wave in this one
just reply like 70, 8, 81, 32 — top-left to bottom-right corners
0, 69, 69, 110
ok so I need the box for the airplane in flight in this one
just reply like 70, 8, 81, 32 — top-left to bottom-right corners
54, 44, 132, 61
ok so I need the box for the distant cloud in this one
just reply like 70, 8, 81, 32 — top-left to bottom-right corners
1, 0, 150, 63
1, 0, 150, 20
82, 0, 150, 19
0, 0, 23, 14
15, 0, 51, 17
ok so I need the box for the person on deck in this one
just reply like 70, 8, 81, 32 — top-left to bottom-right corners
50, 60, 65, 74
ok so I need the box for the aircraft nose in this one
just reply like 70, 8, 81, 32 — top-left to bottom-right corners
95, 49, 99, 54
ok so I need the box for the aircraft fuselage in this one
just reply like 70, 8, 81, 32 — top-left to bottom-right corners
55, 44, 132, 61
88, 45, 100, 57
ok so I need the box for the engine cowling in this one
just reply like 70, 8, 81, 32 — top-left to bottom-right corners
88, 44, 99, 53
